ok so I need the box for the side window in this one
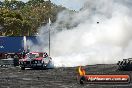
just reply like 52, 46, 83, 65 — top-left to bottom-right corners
39, 53, 43, 57
35, 54, 39, 58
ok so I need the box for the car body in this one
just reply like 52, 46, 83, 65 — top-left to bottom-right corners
19, 52, 53, 70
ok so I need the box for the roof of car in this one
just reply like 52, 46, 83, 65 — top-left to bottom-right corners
29, 52, 44, 54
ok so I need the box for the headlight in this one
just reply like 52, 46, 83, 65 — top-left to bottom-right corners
24, 62, 26, 64
35, 61, 37, 64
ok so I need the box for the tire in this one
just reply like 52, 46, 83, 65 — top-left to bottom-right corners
42, 63, 46, 69
6, 54, 11, 59
21, 67, 25, 70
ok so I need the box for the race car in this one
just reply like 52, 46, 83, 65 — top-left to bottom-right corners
19, 52, 54, 70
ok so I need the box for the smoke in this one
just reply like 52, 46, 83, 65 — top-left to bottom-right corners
30, 0, 132, 67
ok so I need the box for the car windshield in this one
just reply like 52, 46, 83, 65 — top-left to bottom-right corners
29, 53, 39, 58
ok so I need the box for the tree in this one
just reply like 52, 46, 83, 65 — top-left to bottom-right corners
3, 0, 25, 10
0, 8, 24, 36
0, 0, 74, 36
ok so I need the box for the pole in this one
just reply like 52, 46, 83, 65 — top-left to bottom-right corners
49, 18, 51, 56
23, 36, 27, 52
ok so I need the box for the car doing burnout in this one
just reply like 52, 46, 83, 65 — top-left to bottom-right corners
19, 52, 53, 70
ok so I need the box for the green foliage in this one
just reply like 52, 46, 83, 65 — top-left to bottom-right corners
0, 8, 24, 36
0, 0, 73, 36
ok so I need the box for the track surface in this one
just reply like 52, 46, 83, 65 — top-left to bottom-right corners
0, 64, 132, 88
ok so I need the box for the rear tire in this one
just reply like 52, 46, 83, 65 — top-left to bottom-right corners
21, 67, 25, 70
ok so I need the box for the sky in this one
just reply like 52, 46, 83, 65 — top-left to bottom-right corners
51, 0, 86, 10
0, 0, 85, 10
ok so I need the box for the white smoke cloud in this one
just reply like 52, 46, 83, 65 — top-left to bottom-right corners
30, 0, 132, 67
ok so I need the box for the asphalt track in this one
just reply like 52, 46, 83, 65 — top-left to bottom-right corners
0, 64, 132, 88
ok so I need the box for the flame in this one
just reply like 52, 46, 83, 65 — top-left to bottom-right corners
78, 66, 86, 76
